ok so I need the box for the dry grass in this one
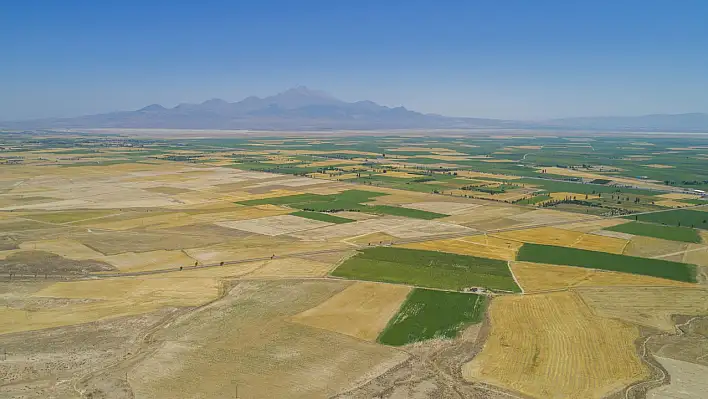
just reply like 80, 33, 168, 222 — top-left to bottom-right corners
510, 261, 695, 293
577, 286, 708, 332
623, 236, 689, 258
245, 257, 337, 278
291, 281, 411, 341
215, 214, 332, 236
655, 199, 692, 208
127, 280, 407, 399
493, 226, 628, 253
648, 357, 708, 399
463, 291, 648, 399
400, 235, 521, 261
18, 239, 104, 260
102, 250, 196, 272
1, 277, 220, 334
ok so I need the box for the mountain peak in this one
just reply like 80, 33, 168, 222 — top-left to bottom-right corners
201, 98, 229, 106
138, 104, 166, 112
278, 86, 335, 99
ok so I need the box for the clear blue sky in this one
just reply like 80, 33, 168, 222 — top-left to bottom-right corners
2, 0, 707, 120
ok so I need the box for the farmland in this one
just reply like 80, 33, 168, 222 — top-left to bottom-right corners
1, 131, 708, 399
331, 247, 521, 292
516, 243, 698, 282
606, 221, 703, 243
378, 288, 486, 346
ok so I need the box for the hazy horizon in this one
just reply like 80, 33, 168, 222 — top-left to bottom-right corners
2, 1, 707, 121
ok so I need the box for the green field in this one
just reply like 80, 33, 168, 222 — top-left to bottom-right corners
626, 208, 708, 229
378, 289, 487, 346
606, 221, 702, 243
237, 189, 445, 219
516, 243, 697, 283
331, 247, 521, 292
291, 211, 354, 224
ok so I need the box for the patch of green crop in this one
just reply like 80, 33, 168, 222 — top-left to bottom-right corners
378, 289, 487, 346
606, 221, 702, 243
332, 247, 520, 292
363, 205, 447, 219
516, 243, 697, 283
291, 211, 354, 224
625, 208, 708, 230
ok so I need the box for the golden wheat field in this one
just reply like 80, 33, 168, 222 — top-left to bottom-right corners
463, 291, 648, 399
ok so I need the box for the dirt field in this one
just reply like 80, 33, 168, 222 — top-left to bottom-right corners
401, 201, 481, 215
0, 277, 220, 334
291, 281, 412, 341
647, 357, 708, 399
577, 286, 708, 332
463, 291, 648, 399
127, 280, 409, 399
510, 261, 695, 293
623, 236, 689, 258
216, 214, 332, 236
102, 249, 197, 272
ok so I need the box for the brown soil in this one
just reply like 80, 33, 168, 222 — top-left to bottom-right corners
0, 251, 115, 275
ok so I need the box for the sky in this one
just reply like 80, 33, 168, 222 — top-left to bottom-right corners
2, 0, 708, 121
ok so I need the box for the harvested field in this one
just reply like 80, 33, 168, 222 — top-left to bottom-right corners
102, 250, 196, 272
624, 236, 690, 258
510, 261, 695, 293
215, 214, 332, 236
647, 357, 708, 399
0, 250, 115, 275
494, 226, 628, 254
577, 286, 708, 332
20, 210, 118, 224
72, 230, 232, 255
344, 232, 398, 245
656, 192, 702, 200
127, 280, 408, 399
401, 201, 481, 215
463, 291, 648, 399
244, 257, 338, 278
291, 216, 474, 241
332, 247, 520, 292
184, 238, 349, 264
291, 210, 354, 224
656, 199, 692, 208
18, 239, 105, 260
400, 235, 521, 261
507, 208, 596, 225
0, 276, 220, 334
552, 218, 628, 232
291, 281, 411, 341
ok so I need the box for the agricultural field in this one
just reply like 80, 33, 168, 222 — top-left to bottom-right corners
516, 243, 698, 282
378, 288, 486, 346
1, 131, 708, 399
331, 246, 521, 292
606, 220, 703, 243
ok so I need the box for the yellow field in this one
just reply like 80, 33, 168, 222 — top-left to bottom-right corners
102, 250, 196, 272
454, 170, 522, 181
463, 291, 647, 399
18, 239, 104, 260
291, 282, 411, 341
577, 286, 708, 332
1, 276, 220, 334
493, 227, 628, 254
645, 164, 675, 169
380, 171, 423, 179
344, 232, 398, 245
481, 159, 516, 163
244, 257, 337, 278
557, 219, 628, 232
510, 261, 695, 293
655, 199, 692, 208
655, 192, 702, 200
401, 235, 521, 261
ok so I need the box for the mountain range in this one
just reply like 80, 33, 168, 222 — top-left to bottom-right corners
3, 86, 708, 131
